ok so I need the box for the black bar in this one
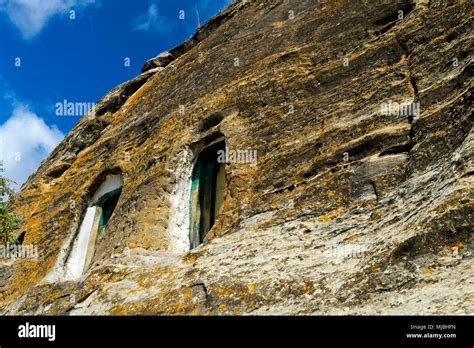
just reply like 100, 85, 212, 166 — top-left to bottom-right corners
0, 315, 472, 347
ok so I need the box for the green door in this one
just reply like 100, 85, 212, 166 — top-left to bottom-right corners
189, 141, 226, 249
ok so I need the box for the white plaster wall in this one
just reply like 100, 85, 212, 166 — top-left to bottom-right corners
167, 147, 194, 253
64, 206, 97, 280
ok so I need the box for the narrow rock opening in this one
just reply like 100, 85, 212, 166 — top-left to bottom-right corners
373, 3, 415, 35
200, 112, 224, 132
95, 75, 152, 116
17, 231, 26, 245
374, 3, 415, 27
379, 143, 413, 156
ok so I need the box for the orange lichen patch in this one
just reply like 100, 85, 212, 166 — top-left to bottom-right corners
271, 20, 288, 29
450, 242, 465, 252
434, 34, 449, 43
181, 290, 193, 302
371, 210, 385, 218
189, 308, 202, 316
436, 203, 450, 213
125, 79, 155, 109
182, 252, 201, 264
322, 0, 345, 15
345, 235, 357, 242
318, 207, 343, 222
109, 303, 134, 315
107, 283, 203, 315
423, 267, 432, 275
370, 264, 380, 273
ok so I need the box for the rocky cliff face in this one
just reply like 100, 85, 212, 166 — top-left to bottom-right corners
1, 0, 472, 315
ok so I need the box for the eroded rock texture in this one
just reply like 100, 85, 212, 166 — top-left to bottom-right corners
1, 0, 472, 315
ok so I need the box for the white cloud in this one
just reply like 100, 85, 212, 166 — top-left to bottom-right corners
0, 105, 64, 189
0, 0, 96, 39
133, 3, 173, 34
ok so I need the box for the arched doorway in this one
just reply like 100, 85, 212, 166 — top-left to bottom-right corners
66, 174, 122, 279
189, 140, 226, 249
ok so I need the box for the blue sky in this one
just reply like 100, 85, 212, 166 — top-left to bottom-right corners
0, 0, 231, 188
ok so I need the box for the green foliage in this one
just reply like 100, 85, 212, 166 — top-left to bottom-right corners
0, 163, 23, 245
